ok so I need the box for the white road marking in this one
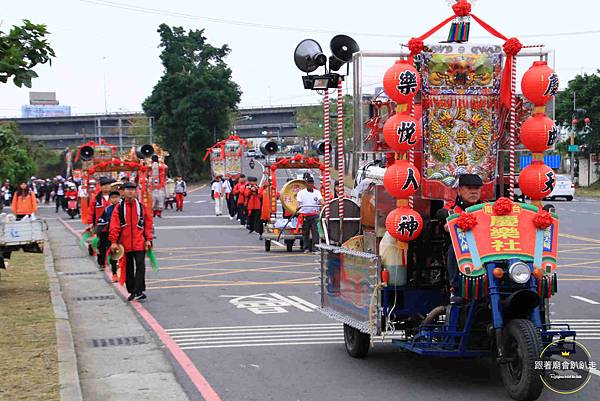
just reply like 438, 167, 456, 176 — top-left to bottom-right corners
194, 200, 208, 204
155, 225, 243, 230
161, 215, 226, 219
167, 323, 341, 331
551, 319, 600, 340
272, 240, 285, 248
570, 296, 600, 305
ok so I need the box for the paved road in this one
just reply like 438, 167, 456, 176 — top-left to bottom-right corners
45, 187, 600, 401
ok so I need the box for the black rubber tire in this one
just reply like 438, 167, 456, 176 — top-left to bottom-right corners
285, 240, 294, 252
499, 319, 543, 401
264, 240, 271, 252
343, 323, 370, 358
566, 196, 573, 201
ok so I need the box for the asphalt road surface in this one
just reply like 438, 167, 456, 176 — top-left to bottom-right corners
45, 185, 600, 401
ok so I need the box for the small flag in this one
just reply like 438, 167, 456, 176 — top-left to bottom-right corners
148, 248, 159, 273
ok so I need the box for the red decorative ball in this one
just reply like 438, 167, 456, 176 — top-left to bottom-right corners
383, 60, 420, 104
533, 210, 553, 230
383, 112, 421, 152
383, 160, 421, 198
456, 212, 478, 231
492, 197, 513, 216
519, 162, 556, 200
520, 113, 557, 152
521, 61, 559, 106
385, 207, 423, 241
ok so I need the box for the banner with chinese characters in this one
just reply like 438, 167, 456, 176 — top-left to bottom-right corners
447, 202, 559, 277
421, 44, 503, 200
224, 141, 242, 176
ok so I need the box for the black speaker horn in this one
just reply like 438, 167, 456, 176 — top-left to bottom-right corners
313, 140, 326, 155
259, 141, 278, 155
135, 144, 155, 159
294, 39, 327, 73
329, 34, 360, 71
79, 145, 94, 161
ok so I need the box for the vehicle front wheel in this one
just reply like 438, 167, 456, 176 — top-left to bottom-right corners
566, 196, 573, 201
264, 240, 271, 252
343, 323, 370, 358
499, 319, 543, 401
285, 240, 294, 252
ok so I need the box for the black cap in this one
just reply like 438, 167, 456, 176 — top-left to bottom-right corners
247, 176, 258, 182
123, 182, 136, 189
458, 174, 483, 187
109, 190, 121, 197
305, 176, 315, 183
99, 176, 113, 186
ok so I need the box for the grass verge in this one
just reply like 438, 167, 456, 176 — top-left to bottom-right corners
576, 180, 600, 198
0, 252, 59, 401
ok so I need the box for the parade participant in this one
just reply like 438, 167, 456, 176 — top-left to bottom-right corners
222, 175, 233, 219
441, 174, 483, 294
88, 176, 114, 270
44, 179, 53, 204
109, 182, 153, 301
296, 176, 323, 253
226, 174, 238, 220
174, 175, 187, 212
96, 190, 121, 282
244, 176, 262, 235
2, 180, 12, 207
150, 154, 167, 218
55, 178, 66, 213
211, 175, 224, 216
258, 179, 272, 240
233, 174, 247, 224
11, 182, 38, 220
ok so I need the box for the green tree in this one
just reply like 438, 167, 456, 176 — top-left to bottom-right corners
0, 122, 36, 183
296, 94, 354, 150
0, 20, 55, 87
143, 24, 241, 179
555, 71, 600, 152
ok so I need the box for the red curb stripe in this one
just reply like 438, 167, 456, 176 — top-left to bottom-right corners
56, 217, 221, 401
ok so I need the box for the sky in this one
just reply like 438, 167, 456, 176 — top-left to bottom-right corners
1, 0, 599, 117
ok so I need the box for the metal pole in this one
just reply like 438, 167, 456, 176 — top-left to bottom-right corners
118, 118, 123, 152
571, 93, 576, 182
149, 117, 154, 144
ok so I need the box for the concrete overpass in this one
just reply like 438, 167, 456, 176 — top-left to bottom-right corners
0, 104, 303, 150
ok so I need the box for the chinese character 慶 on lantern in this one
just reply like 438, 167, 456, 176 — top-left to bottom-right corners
520, 113, 557, 152
385, 207, 423, 241
521, 61, 559, 106
383, 159, 421, 198
519, 162, 556, 200
383, 59, 421, 104
383, 112, 421, 152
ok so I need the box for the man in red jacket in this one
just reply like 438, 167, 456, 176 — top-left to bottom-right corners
244, 176, 263, 236
109, 182, 153, 301
233, 174, 247, 225
88, 177, 114, 270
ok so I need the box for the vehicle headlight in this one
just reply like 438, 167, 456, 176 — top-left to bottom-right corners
508, 262, 531, 284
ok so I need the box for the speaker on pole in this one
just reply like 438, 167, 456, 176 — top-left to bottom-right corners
135, 144, 155, 159
294, 39, 327, 73
313, 140, 326, 155
259, 141, 278, 155
79, 146, 94, 161
329, 34, 360, 71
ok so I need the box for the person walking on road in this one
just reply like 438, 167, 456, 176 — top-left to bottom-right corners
11, 182, 38, 220
234, 174, 247, 225
226, 174, 238, 220
55, 178, 66, 213
88, 177, 114, 270
296, 176, 324, 253
109, 182, 153, 301
211, 175, 224, 216
96, 190, 121, 282
244, 176, 263, 236
2, 180, 12, 207
174, 175, 187, 212
222, 175, 233, 219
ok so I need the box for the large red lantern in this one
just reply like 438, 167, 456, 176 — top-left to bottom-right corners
519, 162, 556, 200
520, 113, 557, 152
521, 61, 559, 106
383, 159, 421, 198
383, 112, 421, 152
385, 207, 423, 241
383, 59, 421, 104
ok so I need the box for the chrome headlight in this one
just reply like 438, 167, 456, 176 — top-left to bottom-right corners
508, 262, 531, 284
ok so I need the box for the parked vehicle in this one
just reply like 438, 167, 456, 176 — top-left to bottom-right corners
548, 174, 574, 201
245, 149, 257, 158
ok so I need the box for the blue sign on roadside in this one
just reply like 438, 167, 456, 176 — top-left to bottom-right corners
568, 145, 579, 152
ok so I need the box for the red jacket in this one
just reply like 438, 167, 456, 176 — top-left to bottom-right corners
87, 192, 110, 226
65, 190, 78, 198
244, 185, 261, 211
109, 199, 153, 252
234, 182, 246, 206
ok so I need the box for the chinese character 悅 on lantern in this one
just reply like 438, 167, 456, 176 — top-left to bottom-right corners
383, 112, 421, 153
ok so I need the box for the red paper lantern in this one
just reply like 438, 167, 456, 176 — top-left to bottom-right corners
519, 162, 556, 200
383, 159, 421, 198
383, 112, 421, 152
520, 113, 557, 152
385, 207, 423, 241
521, 61, 559, 106
383, 60, 421, 104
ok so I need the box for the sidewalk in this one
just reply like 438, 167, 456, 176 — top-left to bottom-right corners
46, 219, 190, 401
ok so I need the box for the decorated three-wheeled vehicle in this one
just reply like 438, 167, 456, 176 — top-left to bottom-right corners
294, 1, 580, 400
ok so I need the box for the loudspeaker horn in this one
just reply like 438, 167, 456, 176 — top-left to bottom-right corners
329, 34, 360, 71
135, 144, 155, 159
259, 141, 278, 155
294, 39, 327, 73
79, 145, 94, 161
313, 140, 326, 155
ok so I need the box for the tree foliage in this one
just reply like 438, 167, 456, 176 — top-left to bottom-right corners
296, 94, 354, 149
0, 123, 36, 183
143, 24, 241, 179
0, 20, 55, 87
555, 70, 600, 152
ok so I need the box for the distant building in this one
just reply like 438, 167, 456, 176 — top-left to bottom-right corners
21, 91, 71, 118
